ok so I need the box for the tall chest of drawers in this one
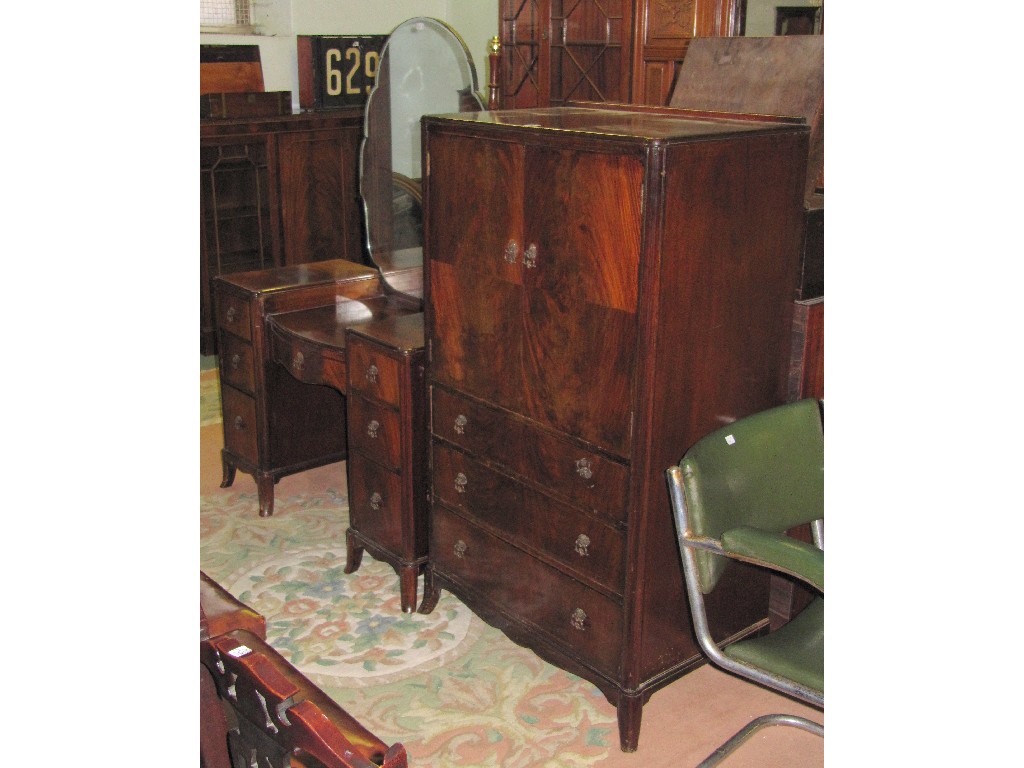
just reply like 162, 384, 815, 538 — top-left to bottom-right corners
419, 106, 810, 751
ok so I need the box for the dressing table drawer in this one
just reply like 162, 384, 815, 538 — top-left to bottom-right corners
218, 333, 255, 394
347, 395, 403, 471
221, 385, 258, 464
347, 337, 401, 406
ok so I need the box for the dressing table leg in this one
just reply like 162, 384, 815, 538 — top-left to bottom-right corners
418, 568, 440, 614
256, 472, 275, 518
219, 451, 236, 488
344, 529, 364, 574
398, 566, 418, 613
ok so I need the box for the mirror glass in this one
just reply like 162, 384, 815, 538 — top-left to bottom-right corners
360, 17, 483, 293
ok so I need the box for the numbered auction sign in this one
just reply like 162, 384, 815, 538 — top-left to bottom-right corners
311, 35, 387, 109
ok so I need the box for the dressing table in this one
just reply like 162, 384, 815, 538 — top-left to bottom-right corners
214, 18, 482, 615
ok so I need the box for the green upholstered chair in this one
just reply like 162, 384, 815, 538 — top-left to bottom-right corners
666, 398, 824, 767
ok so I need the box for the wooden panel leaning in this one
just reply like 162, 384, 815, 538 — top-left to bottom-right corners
199, 573, 408, 768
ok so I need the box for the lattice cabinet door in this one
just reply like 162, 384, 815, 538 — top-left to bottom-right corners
500, 0, 744, 109
500, 0, 634, 108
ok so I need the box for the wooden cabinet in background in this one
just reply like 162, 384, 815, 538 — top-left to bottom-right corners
419, 105, 810, 751
498, 0, 742, 109
201, 109, 366, 355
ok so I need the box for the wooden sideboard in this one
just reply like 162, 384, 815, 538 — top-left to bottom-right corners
201, 109, 367, 355
419, 105, 809, 751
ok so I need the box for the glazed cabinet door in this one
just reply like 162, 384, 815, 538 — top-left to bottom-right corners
427, 128, 642, 456
500, 0, 634, 108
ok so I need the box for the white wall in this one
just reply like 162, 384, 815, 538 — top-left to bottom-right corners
200, 0, 499, 110
745, 0, 823, 37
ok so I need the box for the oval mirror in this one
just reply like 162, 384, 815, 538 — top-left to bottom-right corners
359, 17, 483, 297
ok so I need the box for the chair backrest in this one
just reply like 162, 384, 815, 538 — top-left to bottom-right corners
201, 629, 408, 768
677, 398, 823, 591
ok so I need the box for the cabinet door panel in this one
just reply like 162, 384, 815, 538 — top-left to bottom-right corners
427, 132, 524, 283
523, 147, 642, 312
521, 291, 635, 455
430, 259, 527, 415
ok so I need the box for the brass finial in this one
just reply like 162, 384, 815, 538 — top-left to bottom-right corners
489, 36, 501, 55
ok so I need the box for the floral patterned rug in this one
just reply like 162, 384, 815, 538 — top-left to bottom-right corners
200, 371, 618, 767
200, 368, 222, 427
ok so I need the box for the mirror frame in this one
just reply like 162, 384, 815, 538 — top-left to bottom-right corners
358, 17, 484, 296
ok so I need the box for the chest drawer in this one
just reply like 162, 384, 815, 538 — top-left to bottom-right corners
347, 395, 402, 470
431, 504, 623, 678
432, 442, 626, 595
216, 292, 252, 342
432, 386, 630, 525
221, 385, 258, 463
347, 337, 401, 407
218, 333, 255, 394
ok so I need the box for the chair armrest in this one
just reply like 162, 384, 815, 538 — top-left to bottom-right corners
720, 527, 824, 592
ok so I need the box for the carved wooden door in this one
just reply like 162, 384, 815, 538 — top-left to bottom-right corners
632, 0, 743, 105
426, 130, 641, 455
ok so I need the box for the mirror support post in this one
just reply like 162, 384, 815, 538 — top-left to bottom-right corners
488, 36, 502, 110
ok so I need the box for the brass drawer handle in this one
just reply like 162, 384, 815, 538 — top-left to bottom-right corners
454, 472, 468, 494
233, 415, 246, 431
225, 306, 237, 324
570, 607, 587, 631
365, 363, 379, 384
574, 534, 591, 557
370, 492, 383, 510
575, 458, 593, 481
503, 240, 519, 264
367, 419, 380, 439
454, 539, 467, 559
292, 351, 304, 372
454, 414, 468, 435
523, 243, 538, 269
230, 353, 241, 370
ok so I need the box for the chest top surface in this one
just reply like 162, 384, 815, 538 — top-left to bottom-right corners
423, 105, 807, 144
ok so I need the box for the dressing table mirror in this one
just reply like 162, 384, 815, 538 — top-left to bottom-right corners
359, 17, 483, 298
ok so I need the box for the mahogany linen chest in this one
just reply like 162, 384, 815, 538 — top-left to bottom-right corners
417, 105, 810, 751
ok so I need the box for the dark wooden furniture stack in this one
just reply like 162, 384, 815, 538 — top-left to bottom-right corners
418, 103, 810, 751
200, 572, 408, 768
201, 108, 367, 355
343, 314, 429, 613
